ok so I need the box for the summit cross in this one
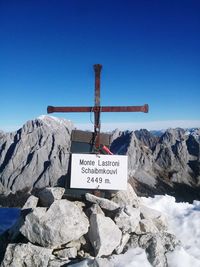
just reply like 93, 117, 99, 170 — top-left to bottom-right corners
47, 64, 149, 150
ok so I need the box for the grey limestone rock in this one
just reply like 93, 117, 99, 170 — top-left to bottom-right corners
0, 188, 182, 267
138, 233, 167, 267
161, 232, 181, 252
85, 193, 119, 211
86, 204, 104, 217
134, 129, 159, 150
138, 232, 180, 267
153, 128, 200, 185
124, 233, 140, 250
74, 201, 86, 211
1, 118, 200, 199
145, 235, 167, 267
110, 128, 200, 195
0, 116, 73, 194
0, 182, 5, 195
111, 131, 157, 187
64, 239, 83, 251
114, 205, 140, 233
20, 199, 89, 248
8, 195, 39, 241
22, 195, 39, 209
88, 213, 122, 257
111, 183, 140, 208
140, 204, 168, 231
65, 235, 88, 252
138, 219, 159, 234
1, 242, 53, 267
54, 247, 77, 259
38, 186, 65, 207
115, 232, 130, 254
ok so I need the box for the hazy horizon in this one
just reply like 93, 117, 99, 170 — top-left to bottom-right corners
1, 116, 200, 133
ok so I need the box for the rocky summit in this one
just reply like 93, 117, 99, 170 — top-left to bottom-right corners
0, 116, 200, 201
0, 116, 73, 195
0, 185, 181, 267
0, 118, 199, 266
111, 128, 200, 201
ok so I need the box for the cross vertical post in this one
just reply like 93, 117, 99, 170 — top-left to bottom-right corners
47, 64, 149, 151
94, 64, 102, 150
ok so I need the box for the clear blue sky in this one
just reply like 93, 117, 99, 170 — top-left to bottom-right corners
0, 0, 200, 131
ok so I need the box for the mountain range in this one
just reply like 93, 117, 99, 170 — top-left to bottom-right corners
0, 116, 199, 202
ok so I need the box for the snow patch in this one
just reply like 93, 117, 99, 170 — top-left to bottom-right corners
38, 115, 73, 128
141, 195, 200, 264
166, 247, 200, 267
110, 247, 151, 267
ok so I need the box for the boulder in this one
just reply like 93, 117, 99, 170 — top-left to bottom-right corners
144, 234, 167, 267
111, 183, 140, 208
85, 193, 119, 211
1, 242, 52, 267
138, 232, 180, 267
124, 233, 140, 251
88, 213, 122, 257
114, 205, 140, 233
0, 182, 183, 267
20, 200, 89, 248
38, 187, 65, 207
22, 195, 39, 209
86, 204, 104, 217
161, 232, 181, 252
115, 232, 130, 254
74, 201, 86, 211
138, 219, 159, 234
8, 196, 39, 241
140, 204, 168, 231
64, 239, 83, 251
54, 247, 77, 259
138, 233, 166, 267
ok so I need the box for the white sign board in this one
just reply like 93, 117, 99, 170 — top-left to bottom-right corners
70, 153, 128, 190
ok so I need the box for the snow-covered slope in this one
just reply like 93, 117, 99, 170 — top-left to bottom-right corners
142, 195, 200, 267
37, 115, 73, 128
106, 195, 200, 267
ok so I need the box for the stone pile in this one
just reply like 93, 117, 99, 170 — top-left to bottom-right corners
0, 185, 180, 267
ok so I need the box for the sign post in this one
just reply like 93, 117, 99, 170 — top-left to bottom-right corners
71, 154, 128, 190
47, 64, 149, 194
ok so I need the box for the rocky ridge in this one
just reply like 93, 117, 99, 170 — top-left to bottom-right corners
0, 116, 200, 201
0, 116, 73, 195
0, 185, 180, 267
111, 128, 200, 200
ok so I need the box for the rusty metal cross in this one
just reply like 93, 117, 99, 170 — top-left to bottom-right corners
47, 64, 149, 150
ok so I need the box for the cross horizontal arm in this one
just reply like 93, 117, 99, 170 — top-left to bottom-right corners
47, 104, 148, 114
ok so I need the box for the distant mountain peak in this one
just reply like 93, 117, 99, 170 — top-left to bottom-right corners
37, 115, 73, 127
